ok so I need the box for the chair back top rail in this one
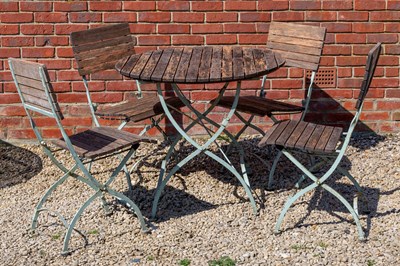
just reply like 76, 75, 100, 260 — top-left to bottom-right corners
71, 23, 135, 76
9, 58, 63, 120
267, 22, 326, 71
356, 43, 381, 110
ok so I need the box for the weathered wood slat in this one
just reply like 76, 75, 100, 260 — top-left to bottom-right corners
130, 52, 152, 79
295, 122, 316, 150
253, 48, 267, 73
10, 60, 43, 81
221, 46, 233, 81
162, 48, 183, 82
186, 47, 203, 83
13, 75, 44, 90
174, 47, 193, 83
119, 54, 140, 76
314, 126, 334, 152
269, 22, 326, 41
276, 120, 299, 146
197, 46, 213, 83
18, 83, 48, 100
209, 46, 222, 82
285, 121, 308, 148
305, 124, 325, 151
284, 59, 319, 72
325, 127, 343, 152
243, 48, 256, 78
151, 49, 174, 81
265, 120, 290, 146
267, 42, 322, 56
70, 24, 130, 46
275, 50, 321, 64
74, 42, 134, 62
140, 50, 163, 81
232, 46, 244, 80
72, 35, 135, 54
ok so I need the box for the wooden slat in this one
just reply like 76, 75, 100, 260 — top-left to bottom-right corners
266, 120, 290, 145
10, 60, 43, 80
232, 46, 244, 80
186, 47, 203, 83
285, 59, 319, 71
174, 47, 193, 83
267, 35, 324, 49
243, 47, 256, 78
253, 48, 267, 73
197, 46, 213, 83
162, 48, 183, 82
119, 54, 140, 76
74, 42, 134, 62
221, 46, 233, 81
325, 127, 343, 152
267, 42, 322, 56
130, 51, 152, 79
269, 22, 326, 41
13, 75, 44, 90
264, 49, 278, 71
285, 121, 308, 148
70, 23, 130, 46
295, 122, 316, 150
72, 35, 134, 54
140, 49, 163, 81
18, 84, 47, 100
276, 120, 299, 146
275, 50, 321, 64
314, 126, 334, 152
258, 121, 281, 147
151, 48, 174, 81
209, 46, 222, 82
305, 124, 325, 151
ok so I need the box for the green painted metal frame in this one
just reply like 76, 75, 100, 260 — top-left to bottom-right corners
151, 81, 258, 219
9, 60, 149, 255
266, 43, 382, 241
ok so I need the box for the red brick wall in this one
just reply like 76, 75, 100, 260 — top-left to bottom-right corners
1, 1, 399, 141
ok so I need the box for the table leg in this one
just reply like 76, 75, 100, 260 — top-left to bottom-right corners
151, 82, 257, 219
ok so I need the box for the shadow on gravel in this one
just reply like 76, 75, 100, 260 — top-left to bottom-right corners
0, 140, 43, 189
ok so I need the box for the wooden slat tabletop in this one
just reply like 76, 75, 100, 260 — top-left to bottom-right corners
116, 46, 284, 84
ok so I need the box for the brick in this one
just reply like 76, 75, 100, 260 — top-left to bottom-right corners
1, 13, 33, 23
0, 25, 19, 35
90, 1, 122, 11
0, 48, 20, 58
388, 1, 400, 10
323, 45, 351, 55
20, 2, 52, 11
385, 67, 399, 77
371, 78, 399, 88
37, 59, 71, 70
336, 34, 366, 44
21, 24, 53, 35
8, 129, 36, 140
385, 23, 400, 32
306, 11, 337, 21
57, 70, 82, 81
172, 35, 204, 45
106, 81, 137, 91
290, 1, 321, 10
273, 12, 304, 21
271, 79, 303, 89
57, 93, 89, 103
36, 36, 69, 47
69, 13, 102, 23
206, 35, 237, 45
73, 81, 105, 92
379, 56, 400, 66
338, 12, 369, 21
173, 12, 204, 23
376, 101, 400, 110
337, 78, 362, 88
2, 37, 34, 47
387, 89, 400, 98
238, 34, 268, 45
337, 56, 366, 66
55, 24, 88, 35
158, 2, 189, 11
355, 0, 386, 10
0, 94, 21, 104
240, 13, 270, 22
91, 70, 122, 80
0, 2, 18, 12
192, 2, 223, 11
124, 1, 156, 11
129, 24, 156, 34
321, 22, 352, 33
139, 12, 171, 23
322, 0, 353, 10
353, 23, 384, 33
225, 23, 256, 33
0, 106, 26, 116
360, 112, 389, 121
192, 24, 223, 34
191, 91, 219, 101
22, 48, 55, 58
138, 36, 171, 46
367, 34, 398, 44
337, 68, 352, 78
258, 1, 289, 10
35, 12, 68, 23
104, 12, 137, 22
370, 11, 400, 21
225, 1, 256, 11
54, 2, 87, 11
91, 92, 123, 103
206, 12, 237, 23
353, 45, 378, 55
0, 117, 22, 128
159, 24, 190, 34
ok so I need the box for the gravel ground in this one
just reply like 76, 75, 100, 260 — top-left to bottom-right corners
0, 133, 399, 265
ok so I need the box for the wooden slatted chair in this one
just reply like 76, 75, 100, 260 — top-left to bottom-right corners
70, 23, 184, 138
258, 43, 382, 241
9, 58, 156, 255
212, 22, 326, 138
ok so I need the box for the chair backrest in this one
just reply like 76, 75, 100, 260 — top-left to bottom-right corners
267, 22, 326, 72
9, 58, 63, 120
70, 23, 135, 76
356, 43, 381, 110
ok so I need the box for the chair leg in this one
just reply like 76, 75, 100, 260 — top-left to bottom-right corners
268, 150, 282, 190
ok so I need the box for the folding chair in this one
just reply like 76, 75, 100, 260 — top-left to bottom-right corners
9, 58, 156, 255
70, 23, 184, 138
258, 43, 381, 240
212, 22, 326, 138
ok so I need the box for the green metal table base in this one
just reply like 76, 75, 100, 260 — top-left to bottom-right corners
151, 81, 258, 219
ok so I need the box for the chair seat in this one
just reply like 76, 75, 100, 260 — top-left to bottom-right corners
95, 95, 185, 122
52, 127, 156, 159
259, 120, 343, 153
211, 96, 304, 117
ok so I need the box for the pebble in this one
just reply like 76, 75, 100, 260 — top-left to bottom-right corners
0, 133, 399, 265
